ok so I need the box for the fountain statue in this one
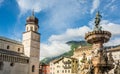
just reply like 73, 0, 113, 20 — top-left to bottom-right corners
81, 11, 115, 74
94, 11, 102, 31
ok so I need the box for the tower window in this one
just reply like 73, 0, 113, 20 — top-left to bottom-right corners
7, 45, 10, 49
27, 60, 29, 63
62, 70, 64, 73
18, 48, 20, 52
35, 27, 37, 31
30, 27, 33, 31
65, 70, 67, 73
32, 65, 35, 72
68, 70, 70, 73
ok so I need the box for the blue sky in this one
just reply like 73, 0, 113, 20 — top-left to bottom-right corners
0, 0, 120, 59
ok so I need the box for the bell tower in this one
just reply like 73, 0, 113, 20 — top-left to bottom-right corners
22, 11, 40, 74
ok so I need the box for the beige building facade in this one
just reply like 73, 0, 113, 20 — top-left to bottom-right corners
107, 46, 120, 74
72, 46, 92, 59
108, 46, 120, 62
50, 57, 78, 74
0, 36, 24, 53
0, 13, 40, 74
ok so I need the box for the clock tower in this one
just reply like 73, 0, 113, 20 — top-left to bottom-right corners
22, 12, 40, 74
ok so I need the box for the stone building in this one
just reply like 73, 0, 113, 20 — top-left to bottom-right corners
0, 13, 40, 74
108, 46, 120, 62
107, 46, 120, 74
72, 46, 92, 59
50, 57, 78, 74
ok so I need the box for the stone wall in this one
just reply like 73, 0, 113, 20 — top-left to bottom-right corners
0, 61, 29, 74
0, 37, 24, 53
22, 31, 40, 74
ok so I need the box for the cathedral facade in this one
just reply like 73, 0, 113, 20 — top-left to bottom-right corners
0, 13, 40, 74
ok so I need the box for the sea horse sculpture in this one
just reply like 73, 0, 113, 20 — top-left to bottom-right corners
78, 53, 94, 74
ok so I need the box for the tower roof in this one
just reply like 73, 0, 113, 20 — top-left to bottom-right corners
26, 10, 39, 26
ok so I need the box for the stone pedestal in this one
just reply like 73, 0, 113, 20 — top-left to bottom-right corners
85, 30, 111, 49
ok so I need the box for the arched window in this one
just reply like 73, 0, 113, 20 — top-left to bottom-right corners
7, 45, 10, 49
10, 62, 14, 67
18, 48, 20, 52
30, 27, 33, 31
35, 27, 37, 32
32, 65, 35, 72
0, 62, 4, 70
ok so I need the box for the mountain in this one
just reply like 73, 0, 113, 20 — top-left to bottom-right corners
66, 41, 89, 46
40, 40, 91, 64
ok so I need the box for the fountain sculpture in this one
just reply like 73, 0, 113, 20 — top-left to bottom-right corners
79, 12, 115, 74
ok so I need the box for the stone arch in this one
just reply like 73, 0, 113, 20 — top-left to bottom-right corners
10, 62, 14, 67
0, 62, 4, 70
30, 26, 33, 31
18, 48, 20, 52
7, 45, 10, 49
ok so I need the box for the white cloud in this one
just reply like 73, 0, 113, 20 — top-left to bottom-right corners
17, 0, 58, 15
40, 41, 70, 58
40, 20, 120, 59
104, 37, 120, 46
100, 20, 120, 46
17, 0, 41, 16
49, 26, 91, 42
16, 0, 89, 31
91, 0, 100, 14
101, 20, 120, 36
40, 26, 91, 59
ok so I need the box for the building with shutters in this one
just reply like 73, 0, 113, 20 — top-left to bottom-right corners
50, 57, 78, 74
